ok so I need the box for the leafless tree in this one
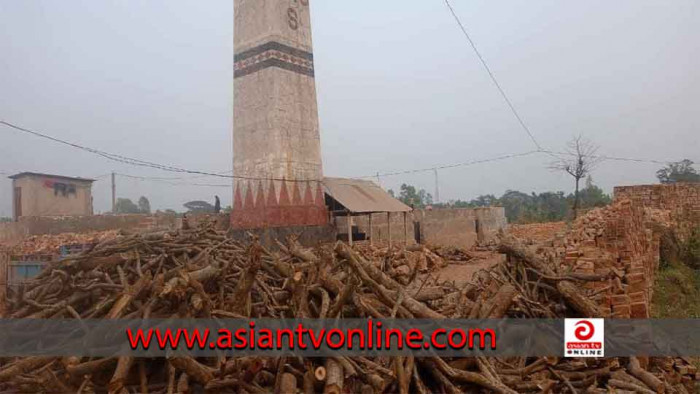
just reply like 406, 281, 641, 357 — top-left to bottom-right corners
549, 135, 603, 218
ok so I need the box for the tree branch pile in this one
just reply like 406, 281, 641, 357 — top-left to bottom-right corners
0, 224, 696, 393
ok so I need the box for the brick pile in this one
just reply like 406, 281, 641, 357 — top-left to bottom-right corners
6, 230, 120, 257
615, 183, 700, 240
532, 184, 700, 319
507, 221, 567, 244
529, 199, 659, 318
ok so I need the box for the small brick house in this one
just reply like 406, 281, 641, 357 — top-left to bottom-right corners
9, 172, 94, 221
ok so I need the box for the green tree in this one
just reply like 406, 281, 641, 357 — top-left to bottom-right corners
183, 200, 215, 213
442, 178, 611, 223
396, 183, 432, 208
138, 196, 151, 214
471, 194, 498, 207
498, 190, 535, 223
574, 176, 612, 209
114, 198, 140, 214
533, 191, 569, 222
656, 160, 700, 184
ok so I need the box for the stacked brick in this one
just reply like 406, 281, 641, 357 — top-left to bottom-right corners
541, 198, 660, 318
508, 221, 567, 244
615, 183, 700, 240
535, 183, 700, 319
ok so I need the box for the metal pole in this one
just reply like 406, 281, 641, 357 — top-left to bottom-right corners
434, 168, 440, 204
368, 213, 373, 246
347, 213, 353, 246
387, 212, 392, 249
111, 172, 116, 213
404, 212, 408, 245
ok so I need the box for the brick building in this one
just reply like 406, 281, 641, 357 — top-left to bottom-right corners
10, 172, 94, 220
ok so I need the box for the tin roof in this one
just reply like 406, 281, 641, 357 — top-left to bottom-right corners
323, 177, 412, 213
8, 172, 96, 183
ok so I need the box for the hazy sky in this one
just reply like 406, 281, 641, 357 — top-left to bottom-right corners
1, 0, 698, 217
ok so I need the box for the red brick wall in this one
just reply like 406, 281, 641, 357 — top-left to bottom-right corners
558, 199, 659, 318
614, 183, 700, 240
549, 184, 700, 318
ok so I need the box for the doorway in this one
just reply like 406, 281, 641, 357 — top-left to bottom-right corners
13, 187, 21, 221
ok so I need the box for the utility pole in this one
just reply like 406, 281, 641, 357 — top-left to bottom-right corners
111, 172, 116, 213
433, 168, 440, 204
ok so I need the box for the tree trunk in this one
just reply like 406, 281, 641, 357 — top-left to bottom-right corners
573, 177, 580, 219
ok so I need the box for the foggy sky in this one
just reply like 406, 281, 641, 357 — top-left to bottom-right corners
1, 0, 698, 217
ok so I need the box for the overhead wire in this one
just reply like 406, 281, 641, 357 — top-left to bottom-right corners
539, 150, 691, 166
441, 0, 544, 152
357, 149, 692, 180
2, 120, 694, 190
115, 173, 232, 188
356, 150, 540, 179
0, 120, 313, 183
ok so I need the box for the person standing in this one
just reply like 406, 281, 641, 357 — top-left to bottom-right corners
214, 195, 221, 214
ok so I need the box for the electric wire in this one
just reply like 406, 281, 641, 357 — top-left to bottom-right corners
2, 120, 693, 187
441, 0, 543, 151
0, 120, 313, 183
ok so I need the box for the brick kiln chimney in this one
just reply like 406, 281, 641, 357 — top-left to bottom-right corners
232, 0, 327, 229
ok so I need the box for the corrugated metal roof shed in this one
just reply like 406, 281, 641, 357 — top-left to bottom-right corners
323, 177, 412, 214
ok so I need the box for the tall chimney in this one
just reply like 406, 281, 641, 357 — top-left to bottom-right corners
232, 0, 326, 229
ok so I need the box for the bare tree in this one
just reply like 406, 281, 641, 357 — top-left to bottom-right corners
549, 135, 603, 218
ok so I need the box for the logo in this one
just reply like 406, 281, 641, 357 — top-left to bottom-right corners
564, 319, 604, 357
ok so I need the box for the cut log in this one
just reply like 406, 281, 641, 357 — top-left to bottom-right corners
108, 356, 133, 394
323, 359, 343, 394
499, 235, 603, 317
230, 243, 262, 316
628, 357, 665, 393
168, 356, 216, 385
478, 284, 516, 318
0, 357, 55, 382
279, 372, 297, 394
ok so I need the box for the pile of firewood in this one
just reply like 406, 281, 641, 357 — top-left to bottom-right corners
0, 225, 696, 393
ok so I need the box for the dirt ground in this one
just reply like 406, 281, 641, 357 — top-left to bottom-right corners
413, 250, 506, 289
409, 221, 568, 289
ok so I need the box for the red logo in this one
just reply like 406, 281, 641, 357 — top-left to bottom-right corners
565, 319, 604, 357
574, 321, 595, 341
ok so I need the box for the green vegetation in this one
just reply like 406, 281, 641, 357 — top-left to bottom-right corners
656, 159, 700, 184
652, 227, 700, 318
433, 177, 611, 223
651, 262, 700, 318
388, 184, 433, 208
684, 226, 700, 270
114, 198, 140, 214
137, 196, 151, 214
114, 196, 152, 214
0, 217, 12, 223
183, 200, 215, 213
